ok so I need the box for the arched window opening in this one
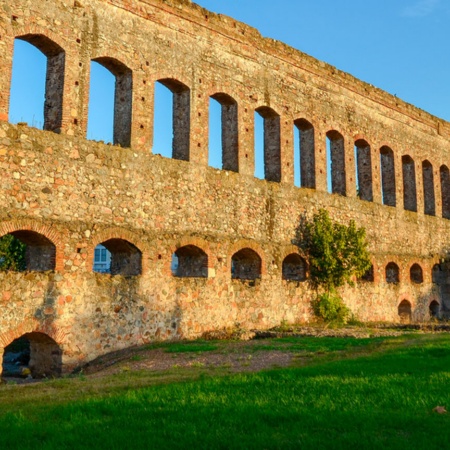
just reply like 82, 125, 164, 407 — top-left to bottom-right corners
386, 262, 400, 284
255, 107, 281, 182
432, 263, 446, 285
410, 263, 423, 284
422, 160, 436, 216
294, 119, 315, 189
172, 245, 208, 278
154, 79, 190, 161
326, 130, 346, 195
2, 333, 62, 379
440, 165, 450, 219
231, 248, 262, 281
282, 253, 307, 281
9, 36, 65, 132
380, 146, 396, 206
93, 239, 141, 276
354, 139, 373, 201
0, 231, 56, 272
359, 264, 374, 282
209, 93, 238, 172
88, 58, 132, 147
402, 155, 417, 212
398, 300, 412, 324
429, 300, 440, 318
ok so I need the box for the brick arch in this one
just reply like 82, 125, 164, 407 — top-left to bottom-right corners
228, 240, 267, 276
0, 220, 65, 271
11, 25, 68, 54
89, 227, 148, 274
0, 319, 67, 349
169, 236, 213, 268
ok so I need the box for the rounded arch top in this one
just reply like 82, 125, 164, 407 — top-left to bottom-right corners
92, 56, 132, 77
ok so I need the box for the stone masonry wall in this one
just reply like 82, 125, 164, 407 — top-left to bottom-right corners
0, 0, 449, 374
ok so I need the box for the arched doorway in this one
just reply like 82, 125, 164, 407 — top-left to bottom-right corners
2, 332, 62, 379
398, 300, 412, 324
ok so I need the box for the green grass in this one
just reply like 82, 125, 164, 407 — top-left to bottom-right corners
2, 334, 450, 449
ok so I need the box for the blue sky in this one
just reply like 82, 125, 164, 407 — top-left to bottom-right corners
8, 0, 450, 183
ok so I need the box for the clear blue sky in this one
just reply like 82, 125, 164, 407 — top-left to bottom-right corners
8, 0, 450, 183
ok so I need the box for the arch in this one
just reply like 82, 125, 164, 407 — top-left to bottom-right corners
385, 262, 400, 284
380, 146, 396, 206
0, 230, 56, 272
94, 239, 142, 276
402, 155, 417, 212
359, 264, 374, 282
231, 248, 262, 281
440, 165, 450, 219
89, 57, 132, 147
255, 106, 281, 182
294, 118, 315, 188
326, 130, 346, 196
422, 160, 436, 216
398, 300, 412, 324
432, 263, 446, 285
429, 300, 440, 318
172, 245, 208, 278
282, 253, 307, 281
155, 78, 191, 161
410, 263, 423, 284
209, 92, 239, 172
354, 139, 373, 201
10, 34, 65, 132
2, 332, 62, 378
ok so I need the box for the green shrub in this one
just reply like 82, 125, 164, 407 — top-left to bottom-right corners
311, 291, 350, 325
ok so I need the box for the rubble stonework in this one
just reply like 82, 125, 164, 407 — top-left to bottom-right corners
0, 0, 449, 376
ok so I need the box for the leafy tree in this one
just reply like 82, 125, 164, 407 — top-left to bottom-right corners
0, 234, 26, 271
297, 209, 371, 324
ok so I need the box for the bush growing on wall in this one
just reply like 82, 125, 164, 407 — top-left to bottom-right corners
297, 209, 371, 324
0, 234, 26, 271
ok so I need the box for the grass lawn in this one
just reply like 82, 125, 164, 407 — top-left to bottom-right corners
1, 333, 450, 449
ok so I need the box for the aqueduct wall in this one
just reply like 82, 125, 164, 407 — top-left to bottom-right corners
1, 0, 450, 376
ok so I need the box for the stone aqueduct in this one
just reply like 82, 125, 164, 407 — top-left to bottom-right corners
1, 0, 450, 376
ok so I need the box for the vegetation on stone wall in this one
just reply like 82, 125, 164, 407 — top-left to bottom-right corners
297, 209, 371, 324
0, 234, 26, 271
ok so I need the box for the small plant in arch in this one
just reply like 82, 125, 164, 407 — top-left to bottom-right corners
0, 234, 26, 271
296, 209, 371, 324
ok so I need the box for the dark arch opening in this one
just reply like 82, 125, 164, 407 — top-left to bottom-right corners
232, 248, 262, 281
282, 253, 307, 281
154, 78, 191, 161
386, 262, 400, 284
429, 300, 440, 318
422, 160, 436, 216
2, 332, 62, 379
326, 130, 346, 196
402, 155, 417, 212
354, 139, 373, 201
89, 57, 132, 147
359, 264, 374, 282
0, 231, 56, 272
410, 263, 423, 284
10, 35, 65, 132
172, 245, 208, 278
255, 106, 281, 183
380, 146, 396, 206
294, 118, 315, 189
209, 93, 238, 172
440, 165, 450, 219
93, 239, 141, 276
398, 300, 412, 324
